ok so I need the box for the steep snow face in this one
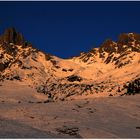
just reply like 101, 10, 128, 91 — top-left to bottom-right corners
0, 29, 140, 100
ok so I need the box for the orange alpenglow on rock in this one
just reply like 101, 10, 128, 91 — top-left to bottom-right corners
0, 28, 140, 100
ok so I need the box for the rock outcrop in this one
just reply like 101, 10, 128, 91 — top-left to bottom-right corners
0, 27, 24, 45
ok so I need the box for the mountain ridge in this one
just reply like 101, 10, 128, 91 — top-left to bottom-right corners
0, 28, 140, 101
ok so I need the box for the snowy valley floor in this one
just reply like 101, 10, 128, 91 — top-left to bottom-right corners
0, 81, 140, 138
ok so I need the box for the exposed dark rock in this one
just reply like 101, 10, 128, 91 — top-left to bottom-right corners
69, 68, 73, 72
55, 65, 60, 69
104, 54, 114, 64
45, 54, 52, 61
78, 48, 97, 63
0, 62, 10, 72
56, 126, 80, 137
13, 75, 21, 80
21, 65, 32, 70
67, 75, 82, 82
136, 126, 140, 129
62, 69, 67, 72
37, 85, 44, 93
0, 63, 5, 72
99, 39, 117, 53
28, 101, 34, 103
117, 33, 140, 53
124, 78, 140, 95
15, 60, 22, 67
43, 100, 50, 103
118, 33, 133, 46
36, 101, 42, 104
0, 27, 24, 45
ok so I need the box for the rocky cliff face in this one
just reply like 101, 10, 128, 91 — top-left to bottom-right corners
73, 33, 140, 68
0, 27, 25, 45
0, 28, 140, 101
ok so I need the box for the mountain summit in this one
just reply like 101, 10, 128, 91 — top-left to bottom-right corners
0, 28, 140, 101
0, 27, 25, 45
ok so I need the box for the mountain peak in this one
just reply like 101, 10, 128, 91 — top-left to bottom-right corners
118, 32, 140, 45
99, 39, 117, 53
0, 27, 25, 45
117, 32, 140, 53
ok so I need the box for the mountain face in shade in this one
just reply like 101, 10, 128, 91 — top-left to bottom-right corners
0, 28, 140, 101
0, 28, 25, 45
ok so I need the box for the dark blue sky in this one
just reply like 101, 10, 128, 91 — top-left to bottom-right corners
0, 1, 140, 58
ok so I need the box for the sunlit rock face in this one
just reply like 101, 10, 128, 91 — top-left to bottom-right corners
0, 28, 140, 101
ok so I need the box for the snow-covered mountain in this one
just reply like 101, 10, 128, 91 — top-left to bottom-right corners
0, 28, 140, 101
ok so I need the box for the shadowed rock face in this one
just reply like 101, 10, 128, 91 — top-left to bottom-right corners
67, 75, 83, 82
118, 33, 140, 46
0, 64, 5, 72
99, 39, 117, 54
117, 33, 140, 52
124, 78, 140, 95
0, 28, 24, 45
